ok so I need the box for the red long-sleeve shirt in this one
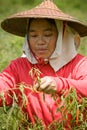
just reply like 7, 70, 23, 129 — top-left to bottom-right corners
0, 54, 87, 126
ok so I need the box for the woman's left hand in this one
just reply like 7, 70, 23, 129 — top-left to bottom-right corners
34, 76, 57, 94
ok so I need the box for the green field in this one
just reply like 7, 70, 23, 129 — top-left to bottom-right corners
0, 0, 87, 71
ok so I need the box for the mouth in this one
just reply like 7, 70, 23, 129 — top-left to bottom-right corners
37, 48, 48, 54
36, 45, 48, 53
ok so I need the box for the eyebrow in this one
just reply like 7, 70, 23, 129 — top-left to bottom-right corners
29, 28, 53, 32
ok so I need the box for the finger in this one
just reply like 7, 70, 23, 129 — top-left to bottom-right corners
40, 85, 50, 92
42, 86, 56, 94
34, 83, 40, 90
34, 82, 43, 92
40, 77, 52, 87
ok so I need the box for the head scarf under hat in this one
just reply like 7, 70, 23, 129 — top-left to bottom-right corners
22, 20, 77, 71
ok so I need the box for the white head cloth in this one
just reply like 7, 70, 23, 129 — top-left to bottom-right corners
22, 20, 77, 71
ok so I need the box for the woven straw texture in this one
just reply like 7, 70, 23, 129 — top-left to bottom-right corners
1, 0, 87, 37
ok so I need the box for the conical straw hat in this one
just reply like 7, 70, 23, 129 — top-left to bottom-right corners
1, 0, 87, 37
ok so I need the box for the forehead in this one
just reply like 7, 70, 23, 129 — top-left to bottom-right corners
29, 18, 56, 31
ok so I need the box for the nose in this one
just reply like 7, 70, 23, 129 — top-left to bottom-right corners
37, 36, 45, 45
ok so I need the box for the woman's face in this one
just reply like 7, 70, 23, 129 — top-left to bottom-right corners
28, 18, 58, 59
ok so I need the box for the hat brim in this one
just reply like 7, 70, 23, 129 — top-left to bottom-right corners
1, 0, 87, 37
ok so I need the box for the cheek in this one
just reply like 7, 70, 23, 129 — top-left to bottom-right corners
50, 39, 56, 50
28, 40, 35, 51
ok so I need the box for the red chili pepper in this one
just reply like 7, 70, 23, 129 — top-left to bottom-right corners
76, 108, 79, 124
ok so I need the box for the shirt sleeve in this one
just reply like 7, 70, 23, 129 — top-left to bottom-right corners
54, 58, 87, 97
0, 60, 19, 105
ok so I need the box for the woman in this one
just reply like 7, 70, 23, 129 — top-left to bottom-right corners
0, 0, 87, 129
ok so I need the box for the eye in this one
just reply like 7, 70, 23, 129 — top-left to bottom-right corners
29, 33, 38, 38
44, 33, 52, 37
31, 35, 37, 37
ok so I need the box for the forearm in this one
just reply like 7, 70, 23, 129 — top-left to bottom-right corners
54, 77, 87, 97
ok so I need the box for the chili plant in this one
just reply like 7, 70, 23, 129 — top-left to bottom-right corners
0, 68, 87, 129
